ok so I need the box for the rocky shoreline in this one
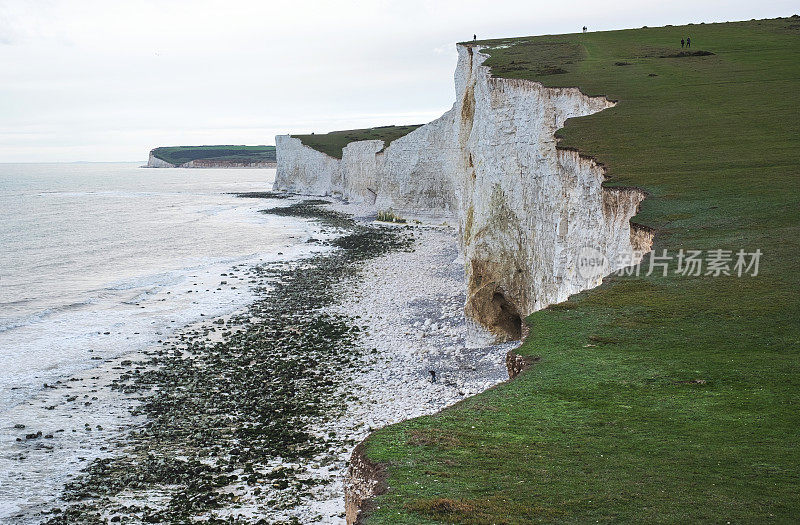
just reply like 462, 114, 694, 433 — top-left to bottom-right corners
304, 203, 516, 522
23, 194, 513, 524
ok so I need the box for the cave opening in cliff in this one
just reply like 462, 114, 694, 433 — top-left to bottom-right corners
491, 292, 522, 340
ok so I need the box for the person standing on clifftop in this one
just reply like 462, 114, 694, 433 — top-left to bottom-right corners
687, 36, 691, 48
681, 38, 685, 48
473, 34, 476, 41
582, 26, 587, 33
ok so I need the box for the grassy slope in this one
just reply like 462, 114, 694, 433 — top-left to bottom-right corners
151, 145, 276, 165
292, 125, 423, 159
362, 18, 800, 523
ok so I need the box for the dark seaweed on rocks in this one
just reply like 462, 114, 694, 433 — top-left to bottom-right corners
230, 191, 291, 199
46, 200, 413, 524
264, 199, 351, 227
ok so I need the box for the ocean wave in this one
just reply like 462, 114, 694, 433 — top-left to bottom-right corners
0, 299, 96, 333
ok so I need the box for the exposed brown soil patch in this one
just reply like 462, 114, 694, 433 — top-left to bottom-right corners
408, 429, 464, 448
506, 350, 541, 379
345, 441, 388, 525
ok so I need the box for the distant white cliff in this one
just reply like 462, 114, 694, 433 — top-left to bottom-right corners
146, 151, 276, 168
146, 152, 177, 168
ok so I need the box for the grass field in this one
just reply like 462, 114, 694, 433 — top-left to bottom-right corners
150, 145, 276, 165
292, 125, 423, 159
360, 17, 800, 523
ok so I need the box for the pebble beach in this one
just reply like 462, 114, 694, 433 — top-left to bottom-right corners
2, 185, 515, 524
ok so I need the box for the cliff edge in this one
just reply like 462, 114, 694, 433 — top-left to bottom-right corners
302, 18, 800, 524
274, 44, 651, 343
274, 44, 653, 523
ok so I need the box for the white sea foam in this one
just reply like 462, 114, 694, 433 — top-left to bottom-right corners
0, 163, 324, 522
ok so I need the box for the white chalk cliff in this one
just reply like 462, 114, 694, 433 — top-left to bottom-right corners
147, 152, 177, 168
146, 151, 276, 168
274, 44, 652, 339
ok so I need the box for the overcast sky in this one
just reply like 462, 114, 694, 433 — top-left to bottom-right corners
0, 0, 794, 162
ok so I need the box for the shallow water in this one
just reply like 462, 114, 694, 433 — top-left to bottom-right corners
0, 163, 320, 520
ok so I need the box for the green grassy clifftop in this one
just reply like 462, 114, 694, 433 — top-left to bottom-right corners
150, 145, 276, 166
292, 125, 423, 159
361, 17, 800, 523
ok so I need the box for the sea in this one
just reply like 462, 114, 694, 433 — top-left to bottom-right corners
0, 163, 320, 520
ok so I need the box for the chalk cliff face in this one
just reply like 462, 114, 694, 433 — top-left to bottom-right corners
147, 152, 176, 168
274, 45, 652, 339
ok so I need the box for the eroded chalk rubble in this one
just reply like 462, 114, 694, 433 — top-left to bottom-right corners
296, 210, 516, 523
